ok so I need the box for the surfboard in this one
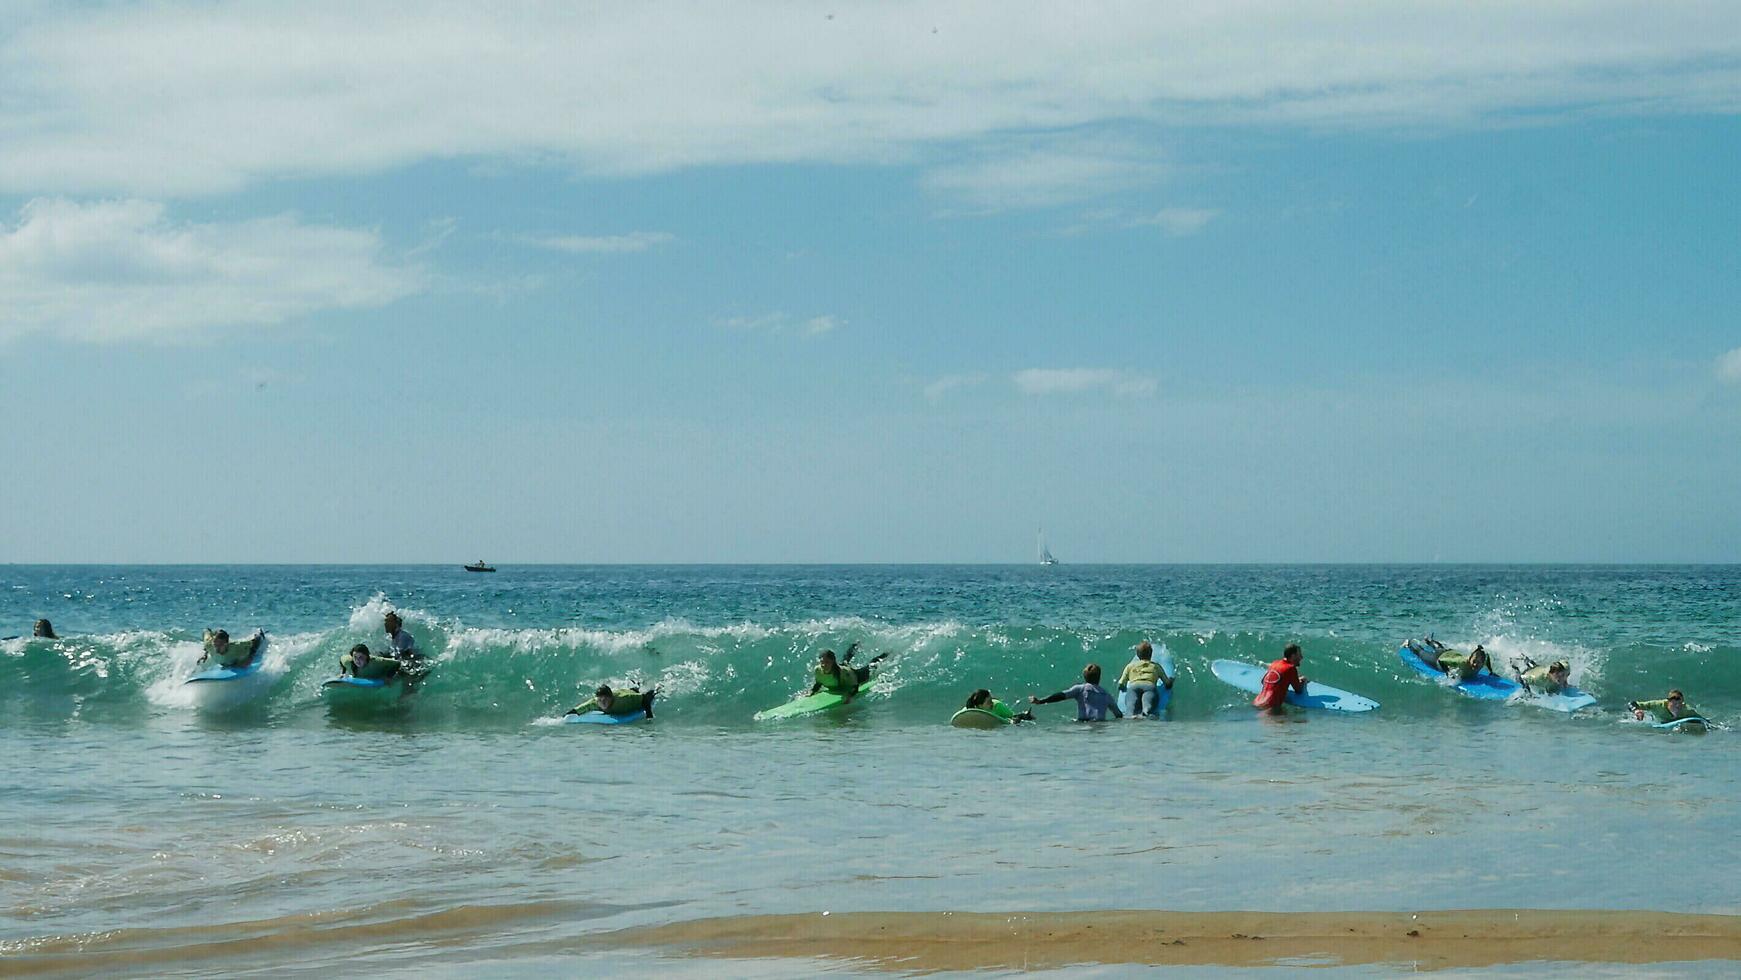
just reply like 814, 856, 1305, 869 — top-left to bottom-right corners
1654, 716, 1708, 732
322, 676, 388, 689
186, 658, 265, 683
1520, 688, 1599, 713
1117, 650, 1178, 717
950, 707, 1011, 729
754, 690, 850, 721
1398, 642, 1516, 701
1210, 659, 1379, 713
564, 710, 649, 725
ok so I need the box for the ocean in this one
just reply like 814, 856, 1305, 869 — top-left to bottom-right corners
2, 564, 1737, 976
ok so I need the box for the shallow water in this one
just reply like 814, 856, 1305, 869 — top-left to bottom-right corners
3, 565, 1737, 975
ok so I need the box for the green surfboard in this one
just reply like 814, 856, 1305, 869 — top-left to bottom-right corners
753, 690, 850, 721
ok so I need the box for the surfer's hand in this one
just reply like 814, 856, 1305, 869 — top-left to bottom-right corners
1634, 710, 1646, 721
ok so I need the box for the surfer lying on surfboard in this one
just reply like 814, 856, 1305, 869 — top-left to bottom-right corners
340, 644, 407, 682
1412, 639, 1495, 681
1630, 690, 1702, 725
1514, 658, 1572, 696
1117, 641, 1173, 717
199, 628, 263, 669
568, 684, 656, 719
807, 644, 888, 702
964, 688, 1033, 722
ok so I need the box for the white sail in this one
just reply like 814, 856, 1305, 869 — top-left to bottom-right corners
1037, 529, 1058, 565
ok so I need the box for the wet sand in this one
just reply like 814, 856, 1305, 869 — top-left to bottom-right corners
608, 908, 1741, 972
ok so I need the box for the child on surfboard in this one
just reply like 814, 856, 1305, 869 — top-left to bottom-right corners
806, 643, 889, 702
1030, 663, 1124, 721
1118, 641, 1174, 717
963, 688, 1034, 722
1629, 689, 1702, 725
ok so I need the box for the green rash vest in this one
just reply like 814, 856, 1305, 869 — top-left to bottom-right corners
340, 653, 402, 681
814, 666, 860, 696
1436, 650, 1485, 681
1634, 698, 1701, 724
1519, 666, 1568, 694
203, 631, 259, 668
986, 699, 1017, 721
572, 691, 647, 716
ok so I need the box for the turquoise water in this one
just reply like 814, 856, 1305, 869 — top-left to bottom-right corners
3, 565, 1737, 975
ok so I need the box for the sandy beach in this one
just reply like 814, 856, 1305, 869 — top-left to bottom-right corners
608, 908, 1741, 973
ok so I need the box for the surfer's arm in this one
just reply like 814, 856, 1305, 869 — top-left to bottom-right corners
1030, 691, 1068, 705
566, 698, 600, 716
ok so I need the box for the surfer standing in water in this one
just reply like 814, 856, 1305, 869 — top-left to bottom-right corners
1030, 663, 1124, 721
1253, 643, 1308, 712
383, 611, 423, 669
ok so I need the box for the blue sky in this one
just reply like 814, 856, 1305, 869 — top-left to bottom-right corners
2, 1, 1738, 562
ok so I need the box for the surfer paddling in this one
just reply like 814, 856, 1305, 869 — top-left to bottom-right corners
1629, 690, 1702, 725
806, 644, 888, 702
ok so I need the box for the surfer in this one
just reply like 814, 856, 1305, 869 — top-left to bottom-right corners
32, 619, 57, 639
339, 644, 405, 681
382, 611, 423, 669
964, 689, 1033, 722
198, 629, 263, 669
1629, 690, 1701, 724
567, 684, 656, 719
806, 644, 888, 701
1118, 641, 1174, 717
1253, 643, 1308, 712
1416, 641, 1494, 681
1030, 663, 1124, 721
1515, 659, 1571, 695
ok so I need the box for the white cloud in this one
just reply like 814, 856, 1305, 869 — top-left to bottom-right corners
514, 231, 675, 254
1, 2, 1737, 197
921, 136, 1165, 211
1718, 347, 1741, 383
1135, 207, 1219, 236
1064, 205, 1219, 236
717, 312, 842, 337
0, 198, 423, 343
924, 372, 988, 402
1013, 368, 1156, 397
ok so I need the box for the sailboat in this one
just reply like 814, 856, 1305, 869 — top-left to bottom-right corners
1037, 529, 1059, 566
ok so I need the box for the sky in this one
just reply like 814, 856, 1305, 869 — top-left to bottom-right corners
1, 1, 1739, 563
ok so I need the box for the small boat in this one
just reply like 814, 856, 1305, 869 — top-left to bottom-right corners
463, 560, 496, 573
1037, 529, 1059, 566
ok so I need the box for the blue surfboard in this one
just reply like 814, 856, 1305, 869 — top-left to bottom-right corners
1654, 716, 1708, 732
186, 658, 265, 683
1398, 642, 1516, 701
1210, 659, 1379, 713
323, 676, 387, 689
564, 710, 648, 725
1117, 650, 1177, 717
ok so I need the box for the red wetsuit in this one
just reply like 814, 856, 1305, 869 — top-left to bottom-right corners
1254, 658, 1304, 710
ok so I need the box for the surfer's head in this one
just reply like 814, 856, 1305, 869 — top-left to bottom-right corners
211, 629, 230, 651
966, 689, 992, 709
1283, 643, 1303, 664
818, 649, 840, 673
349, 643, 370, 665
1083, 663, 1102, 685
383, 611, 403, 634
1135, 641, 1153, 661
1549, 660, 1569, 678
32, 619, 54, 638
1667, 689, 1684, 705
595, 685, 615, 710
1470, 645, 1489, 668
